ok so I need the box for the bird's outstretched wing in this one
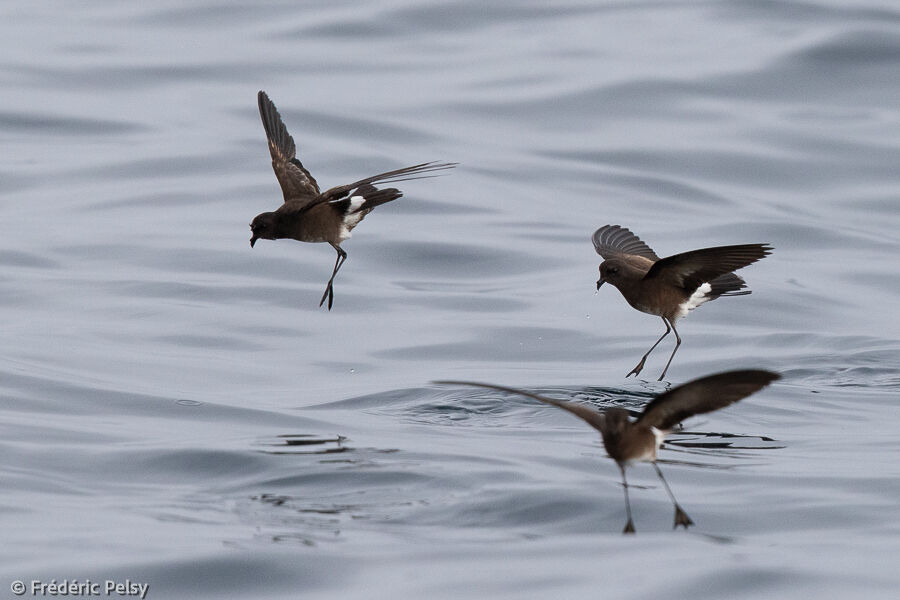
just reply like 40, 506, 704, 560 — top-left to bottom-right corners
636, 370, 780, 431
643, 244, 772, 293
320, 161, 457, 202
592, 225, 660, 261
276, 161, 457, 216
434, 380, 607, 432
258, 90, 320, 203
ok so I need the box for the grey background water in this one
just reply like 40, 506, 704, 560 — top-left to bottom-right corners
2, 0, 899, 598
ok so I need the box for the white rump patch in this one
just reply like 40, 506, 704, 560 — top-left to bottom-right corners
348, 195, 365, 212
677, 282, 713, 319
651, 427, 666, 450
338, 195, 367, 241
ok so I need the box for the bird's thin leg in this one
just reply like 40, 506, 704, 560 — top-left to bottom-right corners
620, 464, 635, 534
319, 244, 347, 310
652, 462, 693, 529
627, 318, 671, 378
656, 319, 681, 381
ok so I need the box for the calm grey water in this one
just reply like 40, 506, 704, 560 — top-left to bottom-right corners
2, 1, 899, 598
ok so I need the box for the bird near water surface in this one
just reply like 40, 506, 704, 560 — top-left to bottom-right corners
436, 370, 780, 533
593, 225, 772, 381
250, 90, 456, 309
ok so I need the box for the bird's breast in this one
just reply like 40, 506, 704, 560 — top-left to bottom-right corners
276, 207, 343, 244
623, 285, 667, 317
616, 426, 661, 464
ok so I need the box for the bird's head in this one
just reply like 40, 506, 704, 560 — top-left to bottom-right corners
597, 259, 624, 290
249, 212, 278, 248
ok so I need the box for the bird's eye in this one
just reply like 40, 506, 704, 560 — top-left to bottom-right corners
609, 266, 619, 274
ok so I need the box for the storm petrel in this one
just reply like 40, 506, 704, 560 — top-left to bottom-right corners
593, 225, 772, 380
250, 90, 456, 309
436, 370, 779, 533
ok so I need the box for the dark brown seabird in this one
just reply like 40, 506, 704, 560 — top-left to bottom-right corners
593, 225, 772, 381
250, 90, 456, 309
436, 370, 779, 533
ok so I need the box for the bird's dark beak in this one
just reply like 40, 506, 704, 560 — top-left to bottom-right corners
250, 235, 257, 248
596, 277, 605, 290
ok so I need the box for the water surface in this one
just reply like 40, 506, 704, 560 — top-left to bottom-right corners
1, 1, 899, 598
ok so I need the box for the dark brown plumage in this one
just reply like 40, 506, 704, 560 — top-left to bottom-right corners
251, 90, 456, 309
436, 370, 780, 533
593, 225, 772, 380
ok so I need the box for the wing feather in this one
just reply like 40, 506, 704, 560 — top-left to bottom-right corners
320, 161, 457, 202
592, 225, 660, 260
643, 244, 772, 293
258, 91, 320, 203
434, 381, 606, 432
276, 161, 457, 216
636, 370, 780, 430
